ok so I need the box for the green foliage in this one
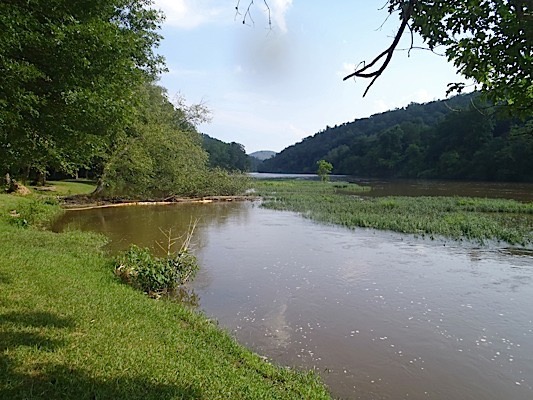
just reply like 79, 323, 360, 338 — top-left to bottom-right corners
261, 94, 533, 181
202, 134, 251, 171
316, 160, 333, 182
256, 179, 533, 245
198, 169, 252, 196
115, 245, 199, 294
4, 196, 60, 229
399, 0, 532, 118
0, 0, 164, 180
100, 84, 209, 198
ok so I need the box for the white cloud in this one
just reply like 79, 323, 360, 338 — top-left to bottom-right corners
153, 0, 226, 29
270, 0, 293, 34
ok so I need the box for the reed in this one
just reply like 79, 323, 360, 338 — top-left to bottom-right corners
255, 180, 532, 245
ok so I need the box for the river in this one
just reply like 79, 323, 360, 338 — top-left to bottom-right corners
54, 181, 533, 399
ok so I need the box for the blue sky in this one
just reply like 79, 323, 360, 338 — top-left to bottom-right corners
153, 1, 467, 154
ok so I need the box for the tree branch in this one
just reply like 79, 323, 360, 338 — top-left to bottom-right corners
235, 0, 272, 29
343, 0, 418, 97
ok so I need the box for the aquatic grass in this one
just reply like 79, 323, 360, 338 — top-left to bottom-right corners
255, 180, 533, 245
0, 193, 331, 399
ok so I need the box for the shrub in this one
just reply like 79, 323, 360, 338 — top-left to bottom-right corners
115, 225, 199, 294
115, 245, 199, 294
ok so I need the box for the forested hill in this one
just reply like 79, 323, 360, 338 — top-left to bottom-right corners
259, 93, 533, 182
202, 134, 250, 171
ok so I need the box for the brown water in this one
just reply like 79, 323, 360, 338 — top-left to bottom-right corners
54, 200, 533, 399
354, 179, 533, 202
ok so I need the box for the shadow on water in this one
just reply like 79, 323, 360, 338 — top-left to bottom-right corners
0, 310, 202, 400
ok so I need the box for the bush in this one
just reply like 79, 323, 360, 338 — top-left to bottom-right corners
115, 245, 199, 294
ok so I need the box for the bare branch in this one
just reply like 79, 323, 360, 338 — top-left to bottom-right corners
407, 23, 414, 56
263, 0, 272, 28
397, 45, 447, 57
235, 0, 272, 29
343, 0, 418, 97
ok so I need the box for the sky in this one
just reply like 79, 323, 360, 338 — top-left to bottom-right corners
152, 0, 468, 154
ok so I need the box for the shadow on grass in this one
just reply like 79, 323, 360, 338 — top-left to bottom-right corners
0, 272, 11, 284
0, 310, 202, 399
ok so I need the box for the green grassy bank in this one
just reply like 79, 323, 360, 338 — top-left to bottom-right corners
255, 179, 533, 245
0, 191, 330, 399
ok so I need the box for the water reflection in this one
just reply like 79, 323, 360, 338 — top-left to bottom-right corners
163, 286, 200, 308
352, 178, 533, 201
53, 202, 252, 256
250, 173, 533, 201
55, 201, 533, 400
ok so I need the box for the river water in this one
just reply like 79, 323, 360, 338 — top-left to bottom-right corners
54, 187, 533, 399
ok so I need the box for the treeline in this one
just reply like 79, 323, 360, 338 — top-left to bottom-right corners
202, 135, 250, 172
260, 94, 533, 182
0, 0, 248, 197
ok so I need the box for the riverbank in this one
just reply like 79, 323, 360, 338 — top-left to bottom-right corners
254, 179, 533, 246
0, 192, 331, 399
61, 194, 257, 211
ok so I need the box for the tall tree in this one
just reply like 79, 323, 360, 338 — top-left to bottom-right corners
0, 0, 164, 182
100, 84, 210, 197
316, 160, 333, 182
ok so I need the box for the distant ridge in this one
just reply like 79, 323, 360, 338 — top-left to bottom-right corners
249, 150, 276, 160
258, 92, 533, 182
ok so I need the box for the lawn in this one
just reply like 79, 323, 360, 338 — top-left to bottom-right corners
0, 188, 331, 400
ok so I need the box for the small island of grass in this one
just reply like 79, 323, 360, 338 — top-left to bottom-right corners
254, 179, 532, 246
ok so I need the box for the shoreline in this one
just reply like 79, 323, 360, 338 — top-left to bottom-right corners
60, 195, 258, 211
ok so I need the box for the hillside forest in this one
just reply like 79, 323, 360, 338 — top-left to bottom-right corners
259, 93, 532, 182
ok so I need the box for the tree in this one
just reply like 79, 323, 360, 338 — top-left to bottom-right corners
202, 135, 251, 171
236, 1, 532, 118
0, 0, 164, 182
316, 160, 333, 182
100, 83, 209, 197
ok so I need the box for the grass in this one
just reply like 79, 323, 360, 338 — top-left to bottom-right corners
31, 180, 97, 196
0, 190, 331, 399
254, 179, 533, 246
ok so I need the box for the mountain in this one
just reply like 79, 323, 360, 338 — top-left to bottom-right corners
259, 93, 533, 182
249, 150, 276, 160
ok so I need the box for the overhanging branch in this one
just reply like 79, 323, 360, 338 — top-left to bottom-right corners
343, 0, 418, 96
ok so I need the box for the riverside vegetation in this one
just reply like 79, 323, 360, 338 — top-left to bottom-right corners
0, 183, 331, 399
254, 179, 533, 246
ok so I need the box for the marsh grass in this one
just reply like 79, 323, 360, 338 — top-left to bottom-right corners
255, 180, 532, 245
0, 193, 331, 399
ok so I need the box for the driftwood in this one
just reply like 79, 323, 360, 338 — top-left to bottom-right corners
61, 195, 258, 211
